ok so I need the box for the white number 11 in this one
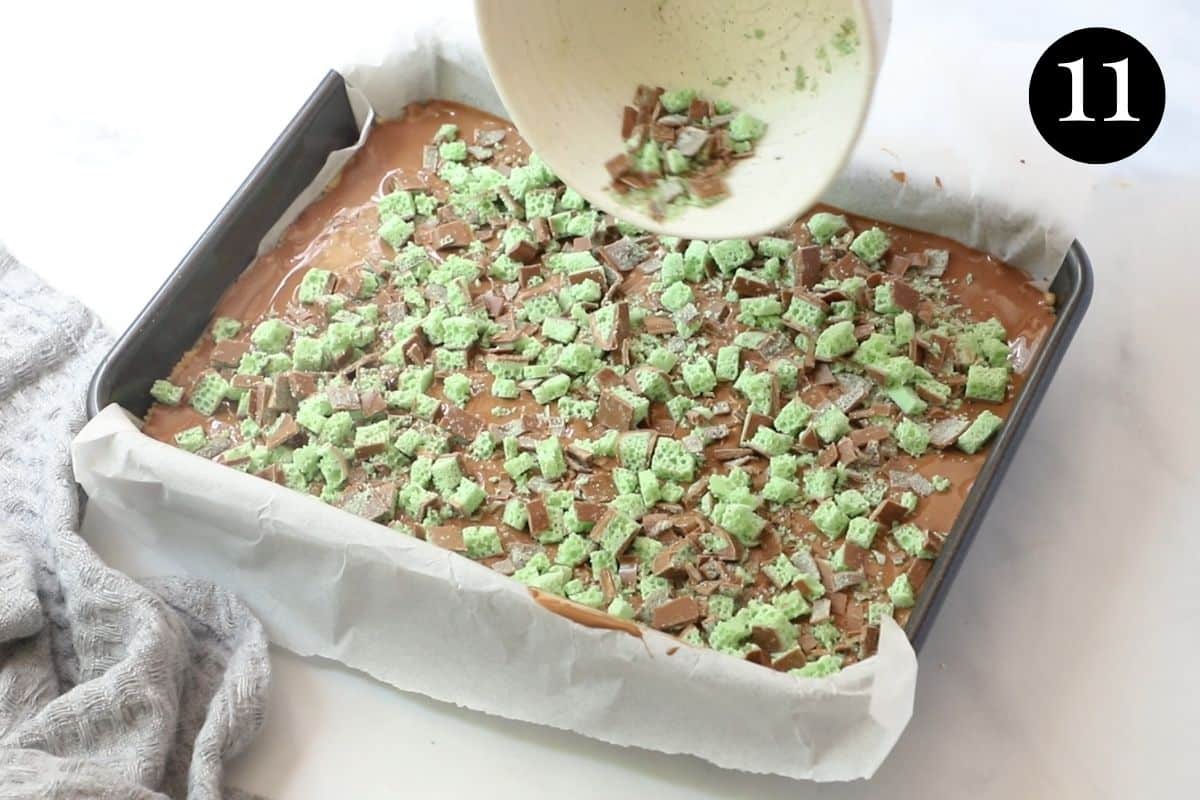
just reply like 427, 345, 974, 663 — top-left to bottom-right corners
1058, 58, 1139, 122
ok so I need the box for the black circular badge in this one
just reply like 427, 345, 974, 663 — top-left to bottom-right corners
1029, 28, 1165, 164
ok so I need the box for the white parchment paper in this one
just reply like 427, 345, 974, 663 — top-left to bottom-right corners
72, 14, 1081, 781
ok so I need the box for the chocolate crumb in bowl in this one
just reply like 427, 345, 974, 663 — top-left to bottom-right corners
605, 87, 766, 220
142, 99, 1054, 679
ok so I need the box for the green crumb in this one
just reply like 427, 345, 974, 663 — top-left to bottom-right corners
894, 418, 931, 457
660, 88, 696, 113
791, 654, 843, 679
710, 240, 754, 273
174, 426, 207, 453
443, 374, 472, 407
728, 112, 766, 143
211, 317, 242, 341
806, 212, 848, 244
812, 405, 851, 443
379, 216, 415, 249
250, 318, 292, 354
888, 574, 917, 608
965, 364, 1009, 403
850, 227, 890, 263
814, 320, 858, 360
149, 379, 183, 406
464, 526, 503, 559
957, 410, 1004, 454
189, 373, 229, 417
892, 523, 926, 557
608, 596, 636, 621
846, 517, 880, 549
811, 499, 849, 538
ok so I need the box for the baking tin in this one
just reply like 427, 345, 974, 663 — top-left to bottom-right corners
85, 70, 1093, 651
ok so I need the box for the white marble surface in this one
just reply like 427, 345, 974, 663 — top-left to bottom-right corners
3, 1, 1199, 796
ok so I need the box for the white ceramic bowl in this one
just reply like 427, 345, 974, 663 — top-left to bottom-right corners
475, 0, 891, 240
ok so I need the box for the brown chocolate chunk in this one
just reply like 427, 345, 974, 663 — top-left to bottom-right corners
263, 413, 301, 449
343, 482, 398, 522
507, 238, 540, 264
433, 219, 473, 250
360, 390, 387, 419
793, 246, 823, 288
890, 280, 921, 314
687, 175, 728, 200
862, 625, 881, 657
605, 153, 634, 180
600, 238, 647, 272
650, 122, 677, 144
829, 254, 860, 280
427, 525, 466, 552
597, 389, 636, 431
210, 339, 250, 368
620, 105, 638, 138
442, 405, 484, 442
249, 382, 273, 425
917, 299, 937, 325
573, 502, 604, 524
401, 333, 430, 365
651, 596, 700, 631
731, 271, 773, 297
268, 374, 295, 412
842, 540, 869, 571
870, 497, 909, 526
284, 359, 321, 388
828, 590, 849, 617
906, 557, 933, 591
836, 436, 861, 466
849, 425, 891, 446
750, 625, 784, 653
812, 363, 837, 385
796, 427, 822, 452
526, 498, 552, 535
326, 384, 360, 412
592, 367, 623, 388
818, 444, 838, 468
771, 646, 809, 672
479, 291, 506, 318
254, 464, 284, 484
887, 254, 913, 276
651, 539, 691, 578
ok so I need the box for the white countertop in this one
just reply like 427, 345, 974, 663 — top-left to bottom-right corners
3, 1, 1198, 796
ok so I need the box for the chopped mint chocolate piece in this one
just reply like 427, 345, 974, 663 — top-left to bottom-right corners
965, 364, 1009, 403
710, 240, 753, 273
849, 227, 890, 263
888, 574, 916, 608
957, 410, 1003, 454
149, 379, 183, 406
806, 212, 847, 244
174, 426, 207, 453
894, 418, 931, 456
814, 320, 858, 360
211, 317, 242, 341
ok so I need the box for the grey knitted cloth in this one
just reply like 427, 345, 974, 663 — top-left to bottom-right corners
0, 248, 270, 799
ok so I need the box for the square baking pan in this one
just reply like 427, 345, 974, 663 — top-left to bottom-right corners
85, 69, 1093, 652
